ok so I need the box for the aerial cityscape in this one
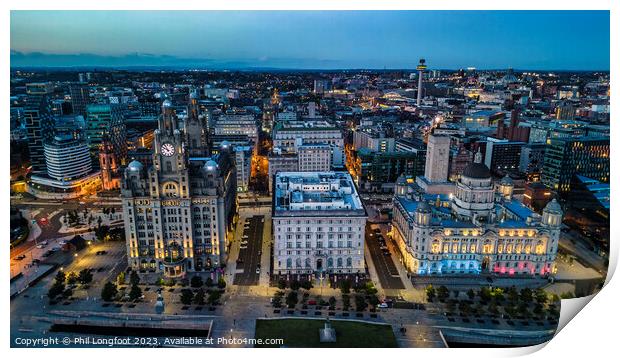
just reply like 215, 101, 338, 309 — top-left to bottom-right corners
9, 10, 610, 349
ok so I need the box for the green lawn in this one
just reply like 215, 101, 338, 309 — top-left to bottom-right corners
254, 318, 398, 348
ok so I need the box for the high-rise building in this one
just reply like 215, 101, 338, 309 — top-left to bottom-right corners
484, 138, 526, 175
86, 103, 127, 166
272, 172, 367, 275
555, 100, 576, 120
24, 83, 56, 173
541, 136, 609, 193
29, 134, 101, 199
69, 84, 90, 118
121, 100, 237, 276
423, 134, 450, 183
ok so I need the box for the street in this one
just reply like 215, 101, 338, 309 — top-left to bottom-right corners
233, 216, 265, 286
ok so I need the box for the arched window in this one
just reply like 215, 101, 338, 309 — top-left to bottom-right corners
337, 257, 343, 267
346, 257, 352, 267
296, 258, 302, 268
431, 240, 441, 254
327, 257, 334, 268
286, 258, 292, 268
535, 241, 545, 255
305, 258, 311, 268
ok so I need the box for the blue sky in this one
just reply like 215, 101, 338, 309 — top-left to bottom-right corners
10, 11, 610, 70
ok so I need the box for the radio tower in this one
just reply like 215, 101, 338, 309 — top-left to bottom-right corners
416, 58, 427, 107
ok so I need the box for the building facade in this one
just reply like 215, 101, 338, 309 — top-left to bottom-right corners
272, 172, 367, 275
391, 156, 562, 277
121, 100, 237, 277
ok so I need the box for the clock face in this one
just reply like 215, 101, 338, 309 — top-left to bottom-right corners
161, 143, 175, 157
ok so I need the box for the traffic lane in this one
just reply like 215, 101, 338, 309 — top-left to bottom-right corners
242, 216, 263, 285
234, 216, 264, 285
366, 231, 405, 290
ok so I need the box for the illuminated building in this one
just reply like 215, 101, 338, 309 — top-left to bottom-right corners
392, 155, 562, 277
541, 136, 609, 193
121, 100, 237, 277
99, 137, 120, 190
484, 138, 526, 175
24, 82, 55, 173
272, 172, 367, 275
29, 134, 101, 199
86, 103, 127, 166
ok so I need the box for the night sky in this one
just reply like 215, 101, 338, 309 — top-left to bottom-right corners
10, 11, 610, 70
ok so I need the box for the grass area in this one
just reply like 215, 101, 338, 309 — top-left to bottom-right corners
254, 318, 398, 348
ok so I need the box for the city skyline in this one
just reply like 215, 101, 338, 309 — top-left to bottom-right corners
11, 11, 610, 70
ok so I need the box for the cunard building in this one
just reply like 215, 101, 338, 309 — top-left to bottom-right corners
391, 151, 562, 277
121, 97, 236, 277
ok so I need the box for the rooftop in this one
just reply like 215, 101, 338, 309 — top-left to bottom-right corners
273, 172, 365, 217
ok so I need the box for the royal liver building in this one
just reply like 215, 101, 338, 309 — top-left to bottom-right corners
121, 97, 236, 277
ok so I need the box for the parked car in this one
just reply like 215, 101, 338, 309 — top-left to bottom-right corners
377, 303, 389, 309
240, 244, 248, 250
256, 268, 260, 274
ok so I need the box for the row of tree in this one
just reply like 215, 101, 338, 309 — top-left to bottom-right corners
48, 269, 93, 300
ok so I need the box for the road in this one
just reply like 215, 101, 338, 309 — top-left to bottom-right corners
365, 225, 405, 290
559, 230, 607, 273
233, 216, 265, 286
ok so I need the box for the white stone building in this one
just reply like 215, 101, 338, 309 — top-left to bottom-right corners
272, 172, 367, 275
392, 154, 562, 277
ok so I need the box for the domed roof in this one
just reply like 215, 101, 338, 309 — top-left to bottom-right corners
416, 201, 432, 213
462, 162, 491, 179
500, 174, 514, 185
127, 160, 144, 172
544, 198, 562, 214
462, 149, 491, 179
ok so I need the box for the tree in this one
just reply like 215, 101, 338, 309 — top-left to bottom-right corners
301, 280, 313, 290
78, 269, 93, 285
355, 294, 367, 312
48, 281, 65, 299
479, 287, 492, 303
101, 282, 118, 302
290, 280, 301, 291
55, 270, 66, 284
340, 279, 352, 294
507, 286, 519, 303
286, 291, 298, 308
426, 285, 436, 302
205, 277, 214, 287
129, 284, 142, 300
342, 294, 351, 310
194, 288, 206, 305
191, 275, 203, 288
466, 289, 476, 300
328, 296, 337, 310
217, 278, 227, 289
535, 288, 548, 305
520, 288, 533, 303
66, 272, 78, 285
277, 279, 287, 290
129, 271, 140, 286
180, 289, 194, 305
437, 285, 449, 301
207, 290, 222, 305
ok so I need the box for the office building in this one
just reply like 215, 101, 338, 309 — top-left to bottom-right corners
272, 172, 367, 275
24, 83, 56, 173
541, 137, 609, 193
